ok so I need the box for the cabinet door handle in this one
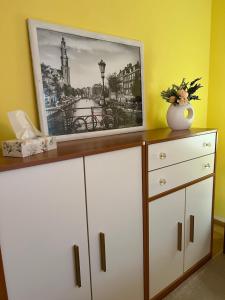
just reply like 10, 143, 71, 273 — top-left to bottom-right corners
177, 222, 182, 251
190, 215, 195, 242
99, 232, 106, 272
74, 245, 81, 287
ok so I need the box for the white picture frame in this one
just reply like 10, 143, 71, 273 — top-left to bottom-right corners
28, 19, 145, 141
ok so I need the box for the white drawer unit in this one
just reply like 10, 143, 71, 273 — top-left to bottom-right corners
148, 132, 216, 171
147, 130, 217, 300
148, 154, 215, 197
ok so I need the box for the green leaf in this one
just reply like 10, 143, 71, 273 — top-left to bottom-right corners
190, 77, 201, 86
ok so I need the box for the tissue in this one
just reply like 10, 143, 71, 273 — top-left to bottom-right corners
2, 110, 57, 158
8, 110, 43, 140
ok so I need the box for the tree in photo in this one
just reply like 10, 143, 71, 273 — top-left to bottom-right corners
107, 73, 120, 100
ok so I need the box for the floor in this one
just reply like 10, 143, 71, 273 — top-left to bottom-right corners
164, 223, 225, 300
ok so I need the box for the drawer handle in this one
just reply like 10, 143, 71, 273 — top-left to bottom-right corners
203, 163, 211, 169
159, 178, 167, 186
99, 232, 106, 272
74, 245, 81, 287
159, 152, 167, 160
190, 215, 195, 243
203, 142, 211, 147
177, 222, 182, 251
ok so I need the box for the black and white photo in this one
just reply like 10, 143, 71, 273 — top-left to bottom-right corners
28, 20, 145, 140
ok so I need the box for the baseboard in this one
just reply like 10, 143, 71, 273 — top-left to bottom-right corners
214, 216, 225, 226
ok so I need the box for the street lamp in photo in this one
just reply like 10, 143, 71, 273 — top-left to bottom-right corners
98, 59, 106, 106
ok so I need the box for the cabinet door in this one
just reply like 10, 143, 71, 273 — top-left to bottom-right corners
184, 177, 213, 272
0, 158, 91, 300
149, 190, 185, 298
85, 147, 143, 300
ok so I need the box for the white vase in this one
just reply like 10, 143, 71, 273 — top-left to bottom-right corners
166, 103, 194, 130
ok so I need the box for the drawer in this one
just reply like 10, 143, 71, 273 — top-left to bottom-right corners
148, 133, 216, 171
148, 154, 215, 197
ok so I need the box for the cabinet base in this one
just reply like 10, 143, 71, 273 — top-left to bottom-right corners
150, 253, 211, 300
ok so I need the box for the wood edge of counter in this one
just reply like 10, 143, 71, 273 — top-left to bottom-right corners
145, 128, 217, 145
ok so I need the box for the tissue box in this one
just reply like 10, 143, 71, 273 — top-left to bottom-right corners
2, 136, 57, 158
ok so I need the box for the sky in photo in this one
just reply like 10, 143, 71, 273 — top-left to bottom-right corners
37, 28, 141, 89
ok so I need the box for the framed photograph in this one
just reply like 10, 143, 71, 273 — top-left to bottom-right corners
28, 19, 145, 141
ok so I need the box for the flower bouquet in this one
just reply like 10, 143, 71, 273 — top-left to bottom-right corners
161, 78, 203, 106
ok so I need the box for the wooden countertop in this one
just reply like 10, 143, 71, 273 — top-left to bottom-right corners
0, 128, 217, 172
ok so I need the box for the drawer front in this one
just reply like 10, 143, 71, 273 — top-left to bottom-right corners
148, 154, 215, 197
148, 133, 216, 171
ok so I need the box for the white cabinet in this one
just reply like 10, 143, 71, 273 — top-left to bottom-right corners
85, 147, 143, 300
0, 129, 216, 300
149, 190, 185, 298
184, 177, 213, 271
0, 147, 143, 300
0, 158, 91, 300
148, 131, 216, 299
149, 178, 213, 299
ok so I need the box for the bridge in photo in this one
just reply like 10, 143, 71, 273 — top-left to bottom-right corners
46, 97, 141, 136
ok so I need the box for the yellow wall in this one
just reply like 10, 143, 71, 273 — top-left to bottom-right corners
208, 0, 225, 219
0, 0, 211, 140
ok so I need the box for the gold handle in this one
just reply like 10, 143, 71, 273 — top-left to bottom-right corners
203, 163, 211, 169
159, 178, 167, 186
177, 222, 182, 251
190, 215, 195, 242
99, 232, 106, 272
159, 152, 167, 160
74, 245, 81, 287
203, 142, 211, 147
